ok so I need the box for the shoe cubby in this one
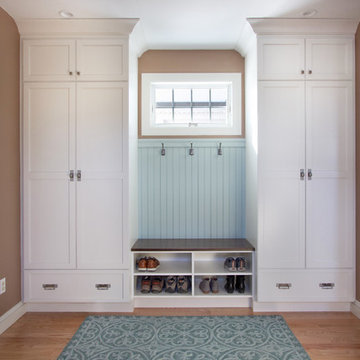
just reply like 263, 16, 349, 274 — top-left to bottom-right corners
133, 253, 192, 276
194, 275, 252, 297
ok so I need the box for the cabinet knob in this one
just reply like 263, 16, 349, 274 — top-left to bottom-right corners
42, 284, 58, 290
76, 170, 82, 181
308, 169, 312, 180
69, 170, 74, 181
69, 71, 73, 76
276, 283, 292, 290
301, 70, 305, 75
308, 70, 312, 74
319, 282, 335, 289
77, 71, 80, 75
300, 169, 305, 180
96, 284, 111, 290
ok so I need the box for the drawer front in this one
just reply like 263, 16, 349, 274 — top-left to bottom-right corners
258, 270, 354, 302
24, 270, 130, 303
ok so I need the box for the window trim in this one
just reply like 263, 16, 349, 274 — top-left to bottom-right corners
141, 73, 242, 137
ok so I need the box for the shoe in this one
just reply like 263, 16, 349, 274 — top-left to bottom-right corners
210, 277, 219, 293
177, 276, 190, 293
140, 276, 151, 293
165, 276, 177, 293
224, 276, 234, 293
224, 257, 236, 271
147, 257, 160, 271
137, 257, 147, 271
236, 257, 246, 271
235, 275, 246, 293
151, 277, 164, 293
199, 278, 211, 294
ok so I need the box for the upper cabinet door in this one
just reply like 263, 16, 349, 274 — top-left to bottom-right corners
306, 38, 354, 80
258, 37, 305, 80
23, 40, 76, 82
76, 39, 128, 81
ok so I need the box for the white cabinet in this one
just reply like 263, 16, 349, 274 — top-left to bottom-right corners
23, 38, 128, 82
258, 36, 353, 80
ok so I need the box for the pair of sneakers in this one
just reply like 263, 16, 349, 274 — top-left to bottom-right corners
199, 277, 219, 294
140, 276, 163, 293
224, 257, 246, 272
165, 276, 190, 293
137, 257, 160, 271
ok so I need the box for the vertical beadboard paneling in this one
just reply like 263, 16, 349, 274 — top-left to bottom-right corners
138, 139, 246, 238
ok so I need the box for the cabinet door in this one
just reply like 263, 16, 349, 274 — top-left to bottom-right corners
258, 82, 306, 269
76, 82, 127, 269
306, 38, 354, 80
23, 83, 76, 269
23, 40, 76, 82
76, 39, 128, 81
258, 37, 305, 80
306, 81, 355, 268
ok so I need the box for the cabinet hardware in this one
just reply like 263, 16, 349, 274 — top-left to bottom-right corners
300, 169, 305, 180
95, 283, 111, 290
69, 170, 74, 181
69, 71, 73, 75
301, 70, 305, 74
319, 282, 335, 289
76, 170, 82, 181
77, 71, 80, 75
308, 169, 312, 180
218, 143, 223, 156
276, 283, 292, 290
161, 143, 166, 156
189, 143, 194, 156
308, 70, 312, 74
42, 284, 58, 290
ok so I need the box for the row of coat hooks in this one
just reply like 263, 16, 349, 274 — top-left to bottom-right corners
161, 143, 223, 156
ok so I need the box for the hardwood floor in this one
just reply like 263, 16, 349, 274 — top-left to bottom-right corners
0, 309, 359, 359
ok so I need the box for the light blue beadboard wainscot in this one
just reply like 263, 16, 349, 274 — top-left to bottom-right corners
138, 139, 246, 239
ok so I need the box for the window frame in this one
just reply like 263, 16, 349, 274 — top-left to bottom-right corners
141, 73, 242, 137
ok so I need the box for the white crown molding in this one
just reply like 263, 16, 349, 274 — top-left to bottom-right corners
350, 300, 360, 319
0, 302, 26, 335
235, 21, 257, 57
247, 18, 359, 36
17, 18, 139, 36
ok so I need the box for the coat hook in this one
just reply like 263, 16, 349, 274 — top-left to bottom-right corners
189, 143, 194, 156
161, 143, 166, 156
218, 143, 223, 156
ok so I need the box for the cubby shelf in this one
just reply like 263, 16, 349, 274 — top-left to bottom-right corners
131, 238, 255, 299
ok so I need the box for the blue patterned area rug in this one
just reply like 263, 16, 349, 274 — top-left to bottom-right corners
58, 315, 310, 360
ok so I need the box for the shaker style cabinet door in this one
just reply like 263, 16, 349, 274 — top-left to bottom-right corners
23, 83, 76, 269
23, 40, 76, 82
76, 39, 128, 81
257, 37, 305, 80
305, 81, 355, 268
76, 82, 127, 269
258, 81, 306, 269
305, 38, 354, 80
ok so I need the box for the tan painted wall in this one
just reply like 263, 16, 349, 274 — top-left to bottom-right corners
0, 7, 20, 316
138, 50, 245, 138
356, 24, 360, 301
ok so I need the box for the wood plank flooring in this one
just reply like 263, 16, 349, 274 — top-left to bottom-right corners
0, 309, 359, 359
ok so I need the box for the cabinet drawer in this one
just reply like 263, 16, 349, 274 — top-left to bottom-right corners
258, 270, 354, 302
24, 270, 129, 303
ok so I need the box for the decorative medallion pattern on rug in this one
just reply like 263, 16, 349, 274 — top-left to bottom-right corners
58, 315, 310, 360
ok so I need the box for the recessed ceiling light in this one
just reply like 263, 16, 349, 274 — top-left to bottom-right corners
301, 9, 318, 17
58, 10, 74, 18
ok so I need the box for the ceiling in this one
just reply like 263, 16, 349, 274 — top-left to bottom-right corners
1, 0, 360, 51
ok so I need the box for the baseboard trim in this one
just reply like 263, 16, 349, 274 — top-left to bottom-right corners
0, 302, 26, 335
253, 301, 351, 312
25, 302, 134, 312
350, 300, 360, 319
134, 297, 252, 308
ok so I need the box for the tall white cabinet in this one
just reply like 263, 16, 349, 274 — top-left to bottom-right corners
246, 20, 357, 307
20, 19, 138, 307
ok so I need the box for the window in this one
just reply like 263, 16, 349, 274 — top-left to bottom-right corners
141, 73, 242, 137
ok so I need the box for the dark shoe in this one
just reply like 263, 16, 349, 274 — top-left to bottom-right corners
236, 257, 246, 271
224, 257, 236, 271
199, 278, 211, 294
151, 277, 164, 293
165, 276, 177, 293
224, 276, 234, 294
177, 276, 190, 293
235, 275, 246, 293
210, 277, 219, 293
140, 276, 151, 293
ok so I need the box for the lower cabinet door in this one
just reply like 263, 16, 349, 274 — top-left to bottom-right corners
24, 270, 130, 302
257, 270, 354, 302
